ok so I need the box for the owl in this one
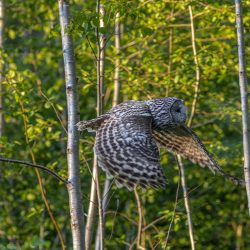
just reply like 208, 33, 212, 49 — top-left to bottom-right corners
77, 97, 242, 191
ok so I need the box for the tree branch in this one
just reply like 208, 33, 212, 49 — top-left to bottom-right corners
188, 5, 200, 128
0, 157, 68, 184
164, 166, 181, 248
176, 155, 196, 250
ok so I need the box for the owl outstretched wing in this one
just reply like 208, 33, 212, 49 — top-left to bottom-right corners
152, 126, 221, 173
95, 114, 166, 191
152, 125, 244, 185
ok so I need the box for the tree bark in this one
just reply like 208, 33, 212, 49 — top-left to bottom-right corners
58, 1, 85, 249
234, 0, 250, 216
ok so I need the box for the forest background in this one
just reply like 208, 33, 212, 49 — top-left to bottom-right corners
0, 0, 250, 249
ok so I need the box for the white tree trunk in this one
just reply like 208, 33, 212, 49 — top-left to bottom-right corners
58, 1, 85, 249
234, 0, 250, 216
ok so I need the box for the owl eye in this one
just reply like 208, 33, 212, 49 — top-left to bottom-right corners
176, 108, 181, 113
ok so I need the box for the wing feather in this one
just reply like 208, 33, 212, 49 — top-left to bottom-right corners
95, 115, 166, 190
152, 125, 222, 173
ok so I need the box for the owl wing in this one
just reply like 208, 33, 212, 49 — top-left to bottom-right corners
152, 125, 222, 173
95, 114, 166, 191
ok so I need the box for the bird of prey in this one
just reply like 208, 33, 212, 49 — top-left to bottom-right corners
77, 97, 243, 191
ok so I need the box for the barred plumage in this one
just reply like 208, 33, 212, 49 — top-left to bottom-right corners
77, 97, 243, 191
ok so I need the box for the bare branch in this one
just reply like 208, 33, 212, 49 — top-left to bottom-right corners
164, 167, 181, 247
188, 5, 200, 128
0, 157, 68, 184
112, 12, 121, 107
85, 156, 98, 250
176, 155, 196, 250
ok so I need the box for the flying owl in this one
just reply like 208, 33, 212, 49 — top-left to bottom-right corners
77, 97, 242, 191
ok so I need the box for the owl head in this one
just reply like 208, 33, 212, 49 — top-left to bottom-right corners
146, 97, 187, 129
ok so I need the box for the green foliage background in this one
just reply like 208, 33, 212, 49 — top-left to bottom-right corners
1, 0, 250, 249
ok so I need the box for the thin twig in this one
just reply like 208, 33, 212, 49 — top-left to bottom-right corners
105, 211, 137, 226
166, 3, 174, 97
164, 167, 181, 248
177, 155, 195, 250
172, 6, 200, 249
108, 199, 119, 240
188, 5, 200, 128
95, 156, 104, 250
113, 12, 121, 106
40, 91, 67, 134
0, 157, 68, 184
143, 215, 167, 232
85, 157, 98, 250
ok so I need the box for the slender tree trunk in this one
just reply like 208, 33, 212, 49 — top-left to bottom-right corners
86, 3, 106, 250
95, 12, 121, 250
95, 4, 105, 249
166, 3, 173, 97
134, 188, 144, 250
96, 10, 121, 248
188, 5, 200, 128
234, 0, 250, 216
177, 155, 195, 250
85, 157, 97, 250
113, 12, 121, 107
173, 5, 199, 250
58, 1, 85, 249
0, 0, 4, 136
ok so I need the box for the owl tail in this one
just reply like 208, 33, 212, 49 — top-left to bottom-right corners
76, 114, 110, 131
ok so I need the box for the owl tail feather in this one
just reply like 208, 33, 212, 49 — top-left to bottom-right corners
76, 114, 110, 131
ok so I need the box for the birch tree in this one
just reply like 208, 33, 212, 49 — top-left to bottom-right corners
234, 0, 250, 216
58, 1, 85, 249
